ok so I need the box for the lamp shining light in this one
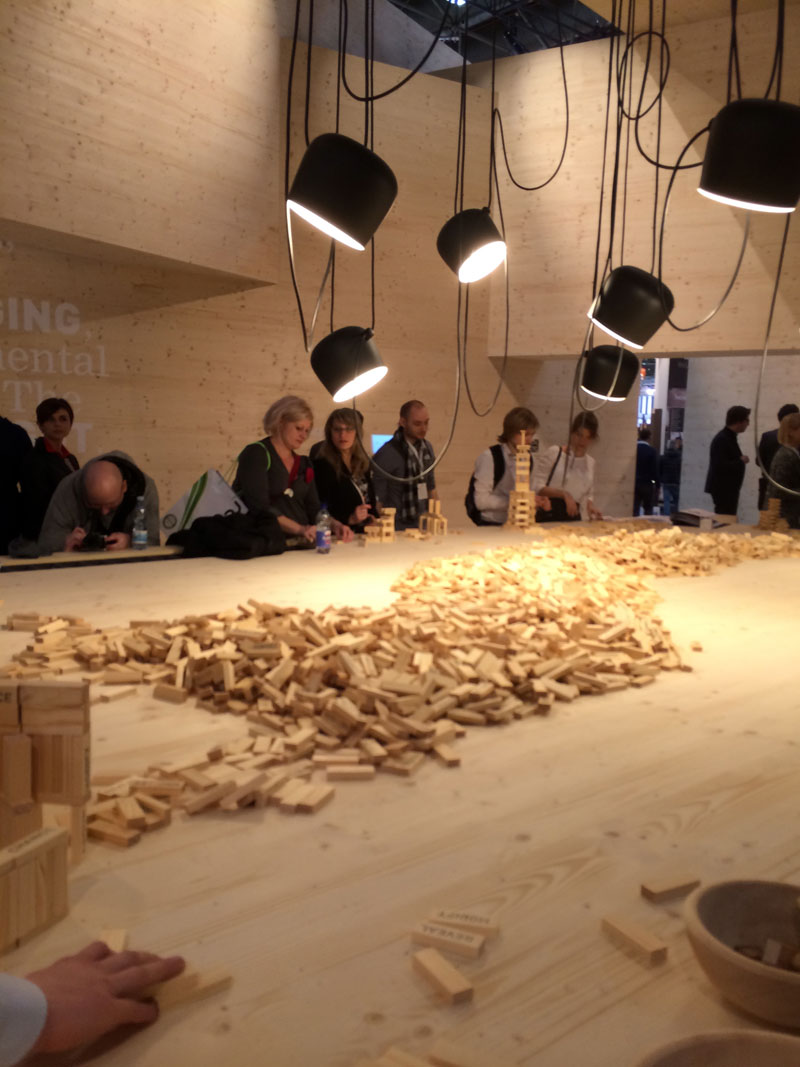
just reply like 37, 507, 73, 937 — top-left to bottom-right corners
588, 266, 674, 350
437, 208, 507, 283
310, 326, 388, 402
698, 99, 800, 214
288, 133, 398, 250
581, 345, 640, 401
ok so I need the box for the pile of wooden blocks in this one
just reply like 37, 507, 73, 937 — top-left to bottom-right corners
757, 497, 790, 532
419, 499, 448, 537
365, 507, 397, 543
504, 444, 536, 531
536, 524, 800, 577
0, 679, 90, 952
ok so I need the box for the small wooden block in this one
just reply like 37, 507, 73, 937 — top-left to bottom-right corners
152, 684, 189, 705
183, 779, 237, 814
410, 922, 485, 960
412, 947, 473, 1004
602, 915, 668, 964
295, 785, 336, 814
145, 966, 232, 1011
326, 765, 376, 782
98, 687, 138, 703
432, 743, 460, 768
640, 874, 701, 903
101, 927, 129, 952
87, 819, 141, 847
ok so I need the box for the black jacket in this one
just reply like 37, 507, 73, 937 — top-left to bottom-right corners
19, 438, 80, 540
0, 417, 33, 553
312, 454, 376, 531
704, 427, 745, 497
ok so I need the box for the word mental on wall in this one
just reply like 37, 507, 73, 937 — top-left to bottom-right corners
1, 298, 108, 452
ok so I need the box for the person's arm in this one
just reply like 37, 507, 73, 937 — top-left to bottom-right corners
37, 476, 80, 554
711, 433, 746, 477
234, 443, 275, 515
144, 477, 161, 546
473, 450, 508, 515
371, 443, 401, 510
534, 448, 580, 517
585, 456, 602, 520
18, 451, 53, 541
0, 973, 47, 1066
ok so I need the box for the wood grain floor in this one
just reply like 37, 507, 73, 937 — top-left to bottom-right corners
1, 535, 798, 1066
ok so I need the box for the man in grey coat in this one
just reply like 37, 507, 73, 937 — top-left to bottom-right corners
38, 451, 160, 554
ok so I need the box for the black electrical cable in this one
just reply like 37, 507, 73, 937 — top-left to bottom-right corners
461, 149, 510, 419
285, 0, 312, 351
491, 1, 570, 193
339, 0, 452, 103
763, 0, 785, 99
304, 0, 314, 147
656, 124, 750, 332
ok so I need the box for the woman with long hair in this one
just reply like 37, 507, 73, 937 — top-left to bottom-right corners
312, 408, 376, 533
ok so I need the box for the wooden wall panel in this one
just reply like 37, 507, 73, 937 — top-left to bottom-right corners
0, 0, 279, 280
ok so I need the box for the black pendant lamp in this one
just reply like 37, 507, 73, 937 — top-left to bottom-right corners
581, 345, 640, 402
437, 207, 507, 283
588, 266, 674, 350
287, 133, 398, 250
698, 99, 800, 214
310, 326, 388, 402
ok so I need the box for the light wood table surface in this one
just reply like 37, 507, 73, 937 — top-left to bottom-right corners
1, 531, 798, 1066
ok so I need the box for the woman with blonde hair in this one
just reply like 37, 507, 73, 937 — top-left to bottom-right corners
767, 411, 800, 528
312, 408, 377, 533
234, 396, 353, 544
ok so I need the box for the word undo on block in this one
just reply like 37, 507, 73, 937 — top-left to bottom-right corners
428, 907, 499, 937
410, 921, 485, 959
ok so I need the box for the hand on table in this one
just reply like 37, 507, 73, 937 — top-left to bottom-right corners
350, 504, 370, 525
564, 493, 579, 518
334, 521, 354, 543
64, 527, 87, 552
105, 532, 131, 551
26, 941, 185, 1055
535, 495, 551, 512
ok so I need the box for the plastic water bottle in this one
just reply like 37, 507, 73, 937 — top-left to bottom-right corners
131, 496, 148, 550
315, 505, 331, 554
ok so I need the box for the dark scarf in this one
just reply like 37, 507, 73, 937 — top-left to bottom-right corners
392, 428, 434, 527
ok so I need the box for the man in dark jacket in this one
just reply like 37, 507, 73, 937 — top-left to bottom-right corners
38, 451, 160, 553
0, 415, 33, 553
634, 425, 659, 515
757, 402, 799, 510
704, 405, 751, 517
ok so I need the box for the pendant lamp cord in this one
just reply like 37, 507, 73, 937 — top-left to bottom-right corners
339, 0, 452, 103
752, 216, 799, 500
655, 124, 749, 331
491, 0, 570, 193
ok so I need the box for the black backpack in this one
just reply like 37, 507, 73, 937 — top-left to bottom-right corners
465, 444, 506, 526
167, 510, 286, 559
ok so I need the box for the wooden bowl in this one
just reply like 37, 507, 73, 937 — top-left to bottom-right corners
635, 1029, 800, 1067
684, 880, 800, 1028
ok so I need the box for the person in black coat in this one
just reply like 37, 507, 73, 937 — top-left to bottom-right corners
0, 414, 32, 553
767, 412, 800, 528
634, 425, 659, 515
704, 405, 751, 516
311, 408, 377, 533
757, 402, 799, 511
19, 398, 80, 541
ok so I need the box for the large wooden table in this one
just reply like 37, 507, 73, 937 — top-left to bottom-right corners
1, 531, 798, 1066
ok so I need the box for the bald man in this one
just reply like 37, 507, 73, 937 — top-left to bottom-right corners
38, 451, 160, 554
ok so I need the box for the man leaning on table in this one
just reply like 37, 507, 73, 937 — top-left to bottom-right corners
37, 451, 160, 554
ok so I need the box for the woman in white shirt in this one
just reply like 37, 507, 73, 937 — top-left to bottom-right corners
534, 411, 603, 522
467, 407, 550, 525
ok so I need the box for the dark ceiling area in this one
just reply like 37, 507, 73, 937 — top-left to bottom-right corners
382, 0, 617, 62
